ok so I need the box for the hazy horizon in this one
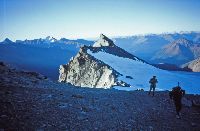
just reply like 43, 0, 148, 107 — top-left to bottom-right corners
2, 31, 200, 42
1, 0, 200, 41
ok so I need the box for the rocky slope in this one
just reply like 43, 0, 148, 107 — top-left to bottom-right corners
93, 34, 115, 47
152, 38, 200, 65
58, 46, 120, 88
182, 57, 200, 72
59, 35, 200, 94
59, 34, 140, 88
1, 62, 200, 130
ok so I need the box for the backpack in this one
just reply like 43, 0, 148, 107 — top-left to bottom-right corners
169, 86, 185, 100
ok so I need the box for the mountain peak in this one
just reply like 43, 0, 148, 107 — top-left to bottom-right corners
45, 36, 57, 42
45, 36, 51, 40
3, 38, 13, 43
172, 38, 192, 46
100, 33, 108, 39
93, 34, 115, 47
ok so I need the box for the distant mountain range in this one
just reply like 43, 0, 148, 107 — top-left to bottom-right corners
182, 57, 200, 72
0, 37, 93, 80
151, 38, 200, 65
113, 32, 200, 65
1, 31, 200, 81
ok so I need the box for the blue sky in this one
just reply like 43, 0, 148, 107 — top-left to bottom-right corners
0, 0, 200, 41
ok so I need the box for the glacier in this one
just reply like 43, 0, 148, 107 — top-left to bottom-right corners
88, 50, 200, 94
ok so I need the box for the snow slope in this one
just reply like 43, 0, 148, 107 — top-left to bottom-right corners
88, 50, 200, 94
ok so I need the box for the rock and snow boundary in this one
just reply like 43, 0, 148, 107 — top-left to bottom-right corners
59, 34, 200, 94
0, 62, 200, 130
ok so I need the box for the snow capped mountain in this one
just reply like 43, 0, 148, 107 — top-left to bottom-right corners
113, 34, 170, 60
59, 34, 200, 94
1, 31, 199, 94
45, 36, 57, 43
113, 32, 200, 64
154, 38, 194, 59
152, 38, 200, 65
182, 57, 200, 72
0, 37, 93, 80
2, 38, 13, 44
93, 34, 115, 47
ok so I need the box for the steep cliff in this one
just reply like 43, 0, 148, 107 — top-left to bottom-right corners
58, 34, 134, 88
93, 34, 115, 47
59, 46, 122, 88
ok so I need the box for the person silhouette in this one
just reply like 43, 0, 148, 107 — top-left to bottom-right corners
169, 82, 185, 119
148, 76, 158, 96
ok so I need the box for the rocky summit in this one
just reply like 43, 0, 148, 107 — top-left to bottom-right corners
93, 34, 115, 47
58, 34, 135, 88
58, 35, 200, 94
58, 46, 119, 88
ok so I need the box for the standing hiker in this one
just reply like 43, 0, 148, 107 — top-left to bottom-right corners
169, 82, 185, 119
148, 76, 158, 96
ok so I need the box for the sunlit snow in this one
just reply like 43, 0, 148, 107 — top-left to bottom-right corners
88, 50, 200, 94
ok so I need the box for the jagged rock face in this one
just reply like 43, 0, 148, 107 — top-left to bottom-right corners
93, 34, 115, 47
58, 34, 200, 93
59, 46, 117, 88
58, 34, 141, 89
58, 33, 135, 88
182, 57, 200, 72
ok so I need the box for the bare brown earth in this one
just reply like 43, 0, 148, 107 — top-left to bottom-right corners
0, 63, 200, 131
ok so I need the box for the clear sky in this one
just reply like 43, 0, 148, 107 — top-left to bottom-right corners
0, 0, 200, 41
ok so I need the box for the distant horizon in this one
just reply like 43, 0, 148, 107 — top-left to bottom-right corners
1, 0, 200, 41
1, 30, 200, 42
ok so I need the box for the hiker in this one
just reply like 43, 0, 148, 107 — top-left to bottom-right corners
148, 76, 158, 96
169, 82, 185, 119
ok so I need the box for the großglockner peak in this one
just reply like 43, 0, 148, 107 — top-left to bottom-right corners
93, 34, 115, 47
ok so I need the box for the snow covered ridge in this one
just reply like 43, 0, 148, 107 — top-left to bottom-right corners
58, 45, 130, 88
93, 34, 115, 47
59, 34, 200, 94
58, 34, 146, 88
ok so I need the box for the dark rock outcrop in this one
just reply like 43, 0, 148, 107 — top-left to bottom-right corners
59, 46, 120, 88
